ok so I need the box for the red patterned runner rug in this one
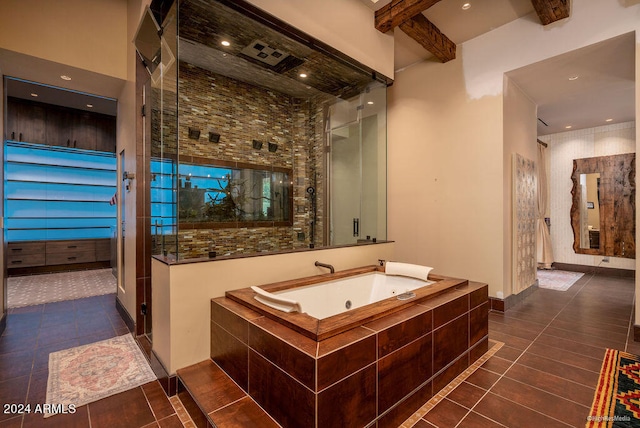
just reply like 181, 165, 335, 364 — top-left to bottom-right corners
45, 334, 156, 418
587, 348, 640, 427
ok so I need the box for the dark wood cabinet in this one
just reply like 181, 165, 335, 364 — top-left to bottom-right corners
7, 241, 46, 268
7, 239, 111, 274
7, 97, 116, 153
71, 112, 97, 150
95, 115, 117, 152
45, 107, 73, 147
6, 98, 46, 144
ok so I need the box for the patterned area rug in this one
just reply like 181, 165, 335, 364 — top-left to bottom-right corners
8, 269, 116, 308
46, 334, 156, 417
587, 349, 640, 427
537, 269, 584, 291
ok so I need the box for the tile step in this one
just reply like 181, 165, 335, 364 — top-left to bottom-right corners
176, 359, 280, 428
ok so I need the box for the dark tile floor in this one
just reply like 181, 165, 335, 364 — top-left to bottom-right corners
0, 271, 635, 427
417, 271, 637, 427
0, 293, 188, 428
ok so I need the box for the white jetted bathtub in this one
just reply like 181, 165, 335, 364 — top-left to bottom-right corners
253, 272, 434, 319
227, 265, 466, 341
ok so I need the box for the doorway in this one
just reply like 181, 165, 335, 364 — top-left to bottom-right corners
3, 77, 118, 309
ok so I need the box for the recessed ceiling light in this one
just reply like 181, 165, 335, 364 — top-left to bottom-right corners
367, 101, 374, 105
565, 125, 572, 129
221, 40, 230, 47
568, 75, 579, 81
605, 118, 613, 122
30, 93, 38, 97
462, 3, 471, 10
60, 75, 72, 81
86, 104, 93, 108
371, 0, 379, 3
299, 73, 307, 78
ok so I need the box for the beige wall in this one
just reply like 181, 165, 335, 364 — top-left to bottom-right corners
246, 0, 394, 79
153, 242, 395, 374
0, 0, 127, 81
503, 77, 538, 296
388, 54, 504, 297
389, 0, 640, 302
542, 122, 636, 270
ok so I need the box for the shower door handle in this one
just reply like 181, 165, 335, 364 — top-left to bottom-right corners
353, 218, 359, 237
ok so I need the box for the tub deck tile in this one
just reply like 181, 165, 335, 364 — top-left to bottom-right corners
176, 360, 245, 415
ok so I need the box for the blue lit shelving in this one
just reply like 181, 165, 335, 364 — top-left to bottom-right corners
4, 141, 117, 241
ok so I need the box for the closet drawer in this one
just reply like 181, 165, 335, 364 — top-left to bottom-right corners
7, 241, 45, 256
46, 240, 95, 254
46, 251, 96, 266
95, 239, 111, 261
7, 253, 46, 268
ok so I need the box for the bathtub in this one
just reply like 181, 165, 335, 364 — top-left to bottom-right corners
252, 272, 434, 319
226, 265, 467, 341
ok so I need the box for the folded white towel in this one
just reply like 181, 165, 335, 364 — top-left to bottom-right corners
385, 262, 433, 281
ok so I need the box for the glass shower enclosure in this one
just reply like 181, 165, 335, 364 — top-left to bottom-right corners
136, 0, 389, 261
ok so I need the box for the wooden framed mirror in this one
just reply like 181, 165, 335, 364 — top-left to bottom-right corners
570, 153, 636, 259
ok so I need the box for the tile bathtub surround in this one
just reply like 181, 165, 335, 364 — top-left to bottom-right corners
210, 281, 489, 428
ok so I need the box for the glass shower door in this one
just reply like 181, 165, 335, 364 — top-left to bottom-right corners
329, 82, 387, 246
330, 121, 362, 245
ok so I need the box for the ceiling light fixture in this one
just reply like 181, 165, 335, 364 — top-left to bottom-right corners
568, 75, 579, 81
86, 104, 93, 108
30, 93, 38, 97
565, 125, 572, 129
605, 118, 613, 122
299, 73, 307, 78
367, 101, 374, 105
60, 75, 72, 81
221, 40, 230, 47
462, 3, 471, 10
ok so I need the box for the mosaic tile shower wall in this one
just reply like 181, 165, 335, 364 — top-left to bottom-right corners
151, 62, 327, 259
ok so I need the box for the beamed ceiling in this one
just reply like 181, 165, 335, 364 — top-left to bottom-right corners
372, 0, 569, 63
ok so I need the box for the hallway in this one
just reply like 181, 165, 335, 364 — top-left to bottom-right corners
0, 270, 636, 427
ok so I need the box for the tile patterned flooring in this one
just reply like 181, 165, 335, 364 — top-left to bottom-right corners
0, 293, 192, 428
0, 270, 636, 427
414, 271, 637, 427
7, 269, 116, 309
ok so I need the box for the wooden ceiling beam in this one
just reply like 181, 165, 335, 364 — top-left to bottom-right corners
375, 0, 443, 33
530, 0, 570, 25
399, 13, 456, 63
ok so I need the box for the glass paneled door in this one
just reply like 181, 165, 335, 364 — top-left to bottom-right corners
329, 82, 387, 246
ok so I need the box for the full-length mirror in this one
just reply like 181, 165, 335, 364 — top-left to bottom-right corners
578, 173, 600, 250
571, 153, 635, 258
138, 0, 390, 261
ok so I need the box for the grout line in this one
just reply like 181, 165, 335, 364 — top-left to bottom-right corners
399, 340, 503, 427
452, 271, 601, 427
169, 395, 196, 427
